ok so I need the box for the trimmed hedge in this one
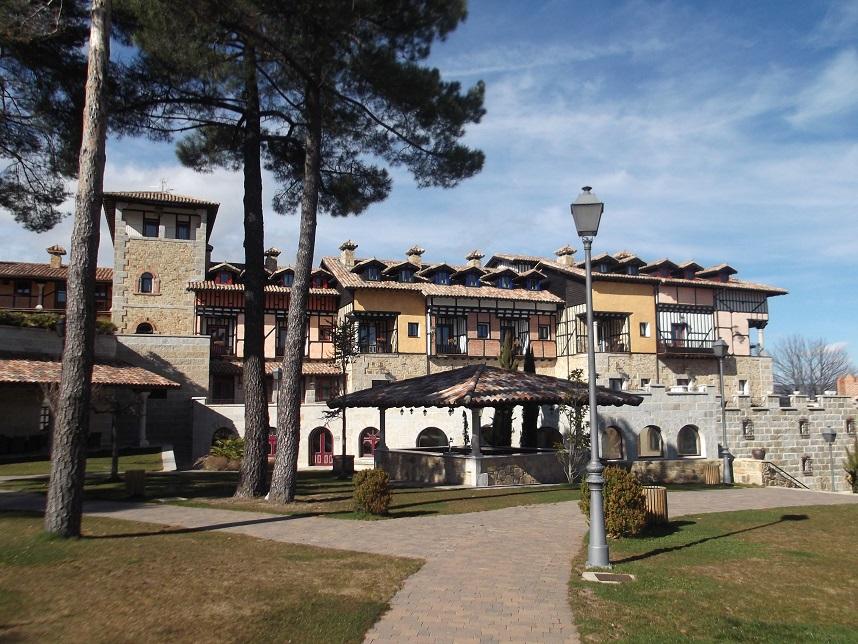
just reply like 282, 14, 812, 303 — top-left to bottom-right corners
579, 466, 647, 537
0, 310, 116, 334
353, 468, 391, 515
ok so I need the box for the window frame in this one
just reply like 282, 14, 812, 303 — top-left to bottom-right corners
142, 215, 160, 238
465, 273, 481, 287
476, 323, 490, 339
364, 266, 381, 281
639, 321, 651, 337
175, 215, 191, 240
537, 325, 550, 340
434, 271, 450, 285
407, 322, 419, 337
139, 272, 154, 294
677, 425, 701, 457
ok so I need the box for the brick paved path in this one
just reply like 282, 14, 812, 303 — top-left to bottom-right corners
1, 487, 855, 643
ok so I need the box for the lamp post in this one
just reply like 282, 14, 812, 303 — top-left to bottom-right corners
571, 186, 610, 569
712, 339, 733, 484
822, 426, 837, 492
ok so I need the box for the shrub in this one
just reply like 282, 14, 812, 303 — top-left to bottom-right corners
579, 466, 647, 537
353, 468, 391, 515
844, 438, 858, 494
210, 437, 245, 461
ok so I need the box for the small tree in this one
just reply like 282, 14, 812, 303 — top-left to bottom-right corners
555, 369, 590, 484
461, 410, 470, 447
771, 334, 854, 396
491, 331, 519, 447
520, 346, 538, 448
844, 438, 858, 494
328, 316, 359, 459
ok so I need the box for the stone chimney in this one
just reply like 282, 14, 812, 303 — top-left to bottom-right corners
264, 247, 281, 272
206, 244, 213, 269
46, 244, 66, 269
339, 240, 358, 268
465, 249, 484, 268
555, 245, 576, 267
405, 245, 425, 266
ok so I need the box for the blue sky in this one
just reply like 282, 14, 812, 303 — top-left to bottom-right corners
3, 0, 858, 361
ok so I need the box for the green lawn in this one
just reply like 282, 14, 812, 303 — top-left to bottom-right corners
569, 504, 858, 642
0, 512, 419, 643
0, 451, 163, 477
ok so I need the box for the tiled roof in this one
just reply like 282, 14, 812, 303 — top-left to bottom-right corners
328, 364, 643, 409
187, 281, 339, 296
536, 259, 787, 295
486, 253, 551, 265
0, 261, 113, 282
321, 257, 563, 304
103, 191, 219, 207
0, 357, 179, 388
697, 263, 738, 277
211, 359, 340, 376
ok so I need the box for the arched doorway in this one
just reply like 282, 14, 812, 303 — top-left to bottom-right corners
309, 427, 334, 466
359, 427, 381, 457
135, 322, 154, 334
602, 426, 625, 460
416, 427, 448, 447
677, 424, 701, 456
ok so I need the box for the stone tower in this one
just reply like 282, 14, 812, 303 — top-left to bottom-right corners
102, 191, 220, 334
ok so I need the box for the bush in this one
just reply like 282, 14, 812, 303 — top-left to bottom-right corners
353, 468, 391, 515
210, 437, 245, 461
844, 438, 858, 494
579, 466, 647, 537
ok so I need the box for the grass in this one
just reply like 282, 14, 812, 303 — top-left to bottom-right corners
0, 450, 163, 477
1, 469, 581, 518
0, 511, 420, 643
569, 504, 858, 643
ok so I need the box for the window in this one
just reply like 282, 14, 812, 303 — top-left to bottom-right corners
398, 269, 414, 283
275, 319, 288, 357
434, 271, 450, 285
802, 456, 813, 476
359, 427, 381, 457
175, 215, 191, 240
639, 426, 663, 458
602, 427, 624, 460
39, 405, 51, 432
597, 263, 609, 273
639, 321, 650, 337
139, 272, 154, 294
476, 323, 490, 339
371, 379, 389, 388
135, 322, 154, 334
14, 280, 31, 297
94, 284, 108, 302
799, 419, 809, 436
55, 284, 66, 307
215, 270, 233, 285
670, 322, 687, 346
465, 273, 481, 287
526, 278, 541, 291
408, 322, 419, 337
416, 427, 448, 448
677, 425, 700, 456
315, 377, 339, 402
311, 275, 329, 288
628, 265, 639, 276
365, 266, 380, 281
609, 378, 624, 392
538, 325, 550, 340
676, 377, 689, 388
847, 418, 856, 435
497, 275, 513, 289
143, 215, 159, 238
204, 316, 236, 357
282, 272, 294, 287
640, 378, 650, 389
319, 325, 332, 342
738, 379, 749, 395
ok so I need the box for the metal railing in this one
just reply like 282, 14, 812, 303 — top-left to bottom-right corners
358, 341, 393, 354
657, 332, 715, 354
575, 331, 630, 354
436, 334, 468, 355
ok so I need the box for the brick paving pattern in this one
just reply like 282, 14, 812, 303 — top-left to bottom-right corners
1, 486, 856, 643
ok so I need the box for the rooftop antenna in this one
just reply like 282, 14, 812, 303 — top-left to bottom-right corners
147, 178, 174, 193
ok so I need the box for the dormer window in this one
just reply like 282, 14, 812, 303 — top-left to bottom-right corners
312, 276, 329, 288
215, 271, 234, 285
497, 275, 513, 289
365, 266, 380, 281
281, 273, 294, 287
465, 273, 480, 287
399, 269, 414, 283
597, 263, 609, 274
627, 266, 639, 276
526, 278, 541, 291
434, 271, 450, 285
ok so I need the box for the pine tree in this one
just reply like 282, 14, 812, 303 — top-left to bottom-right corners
520, 346, 539, 448
491, 331, 518, 447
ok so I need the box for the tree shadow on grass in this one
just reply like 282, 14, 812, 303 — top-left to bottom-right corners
613, 514, 809, 565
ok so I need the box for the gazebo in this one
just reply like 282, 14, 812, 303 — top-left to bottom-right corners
328, 364, 643, 486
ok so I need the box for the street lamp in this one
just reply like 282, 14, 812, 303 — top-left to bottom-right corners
712, 339, 734, 484
571, 186, 610, 569
272, 367, 282, 403
822, 426, 837, 492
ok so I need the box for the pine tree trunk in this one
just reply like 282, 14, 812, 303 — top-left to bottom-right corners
269, 79, 322, 503
44, 0, 111, 538
235, 43, 269, 499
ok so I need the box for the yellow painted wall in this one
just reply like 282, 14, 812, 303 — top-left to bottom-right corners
352, 289, 426, 354
592, 281, 657, 353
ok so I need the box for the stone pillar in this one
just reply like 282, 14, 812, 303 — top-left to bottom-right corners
593, 319, 601, 353
36, 283, 45, 308
470, 407, 482, 456
138, 391, 150, 447
757, 327, 765, 351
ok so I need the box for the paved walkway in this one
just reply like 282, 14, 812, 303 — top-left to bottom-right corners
1, 487, 856, 643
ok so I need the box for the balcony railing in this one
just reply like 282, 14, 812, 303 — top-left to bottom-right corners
358, 341, 393, 354
435, 334, 468, 355
211, 342, 235, 357
575, 331, 630, 354
657, 332, 715, 355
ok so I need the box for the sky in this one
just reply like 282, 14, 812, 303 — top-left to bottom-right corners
3, 0, 858, 361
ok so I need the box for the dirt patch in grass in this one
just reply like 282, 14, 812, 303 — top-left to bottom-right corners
569, 505, 858, 642
0, 511, 420, 643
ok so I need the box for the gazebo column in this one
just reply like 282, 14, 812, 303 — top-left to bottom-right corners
470, 407, 482, 456
375, 407, 388, 468
138, 391, 150, 447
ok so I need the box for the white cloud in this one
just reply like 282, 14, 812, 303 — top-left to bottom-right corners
789, 49, 858, 126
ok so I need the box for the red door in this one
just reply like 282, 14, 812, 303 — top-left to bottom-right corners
312, 429, 334, 466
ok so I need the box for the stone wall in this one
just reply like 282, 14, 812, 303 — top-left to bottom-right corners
377, 450, 469, 485
0, 325, 116, 360
116, 334, 210, 465
481, 451, 567, 485
630, 459, 720, 484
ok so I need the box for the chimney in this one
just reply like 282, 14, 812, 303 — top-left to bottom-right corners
264, 247, 281, 272
555, 245, 576, 267
465, 249, 484, 268
405, 245, 425, 266
339, 240, 358, 268
46, 244, 66, 269
206, 244, 213, 269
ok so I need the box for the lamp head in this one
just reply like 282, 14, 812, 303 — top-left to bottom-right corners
570, 186, 604, 238
712, 338, 729, 359
822, 427, 837, 444
272, 367, 282, 381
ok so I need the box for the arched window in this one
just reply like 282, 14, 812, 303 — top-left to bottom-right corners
677, 425, 700, 456
135, 322, 154, 334
417, 427, 448, 448
309, 427, 334, 466
359, 427, 381, 457
602, 426, 624, 460
638, 425, 663, 458
139, 272, 154, 293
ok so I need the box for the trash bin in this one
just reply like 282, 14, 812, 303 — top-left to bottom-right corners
125, 469, 146, 498
641, 485, 668, 525
703, 463, 721, 485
